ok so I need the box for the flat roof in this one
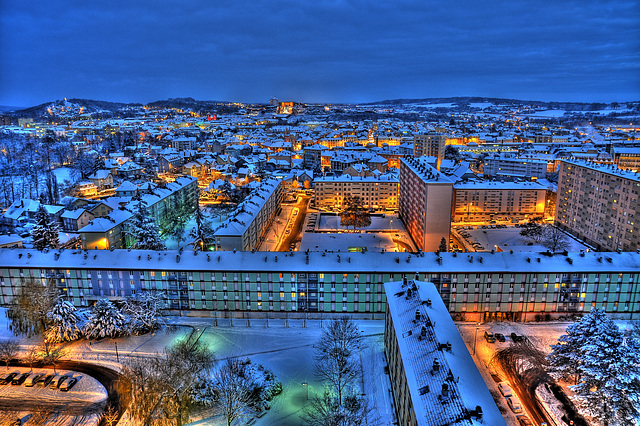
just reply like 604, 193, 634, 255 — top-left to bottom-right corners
0, 248, 638, 274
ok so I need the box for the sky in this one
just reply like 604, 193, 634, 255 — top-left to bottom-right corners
1, 0, 639, 107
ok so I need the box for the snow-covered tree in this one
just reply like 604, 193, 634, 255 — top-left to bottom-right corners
314, 317, 363, 405
301, 387, 374, 426
127, 199, 166, 251
84, 299, 127, 339
31, 205, 60, 251
541, 225, 571, 253
548, 309, 640, 425
7, 278, 58, 337
45, 299, 81, 343
122, 331, 216, 426
212, 359, 254, 426
121, 292, 167, 335
571, 316, 640, 425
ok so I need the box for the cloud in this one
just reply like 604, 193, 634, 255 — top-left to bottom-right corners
1, 0, 638, 105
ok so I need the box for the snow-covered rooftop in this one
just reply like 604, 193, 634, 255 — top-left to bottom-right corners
385, 280, 505, 425
0, 248, 638, 274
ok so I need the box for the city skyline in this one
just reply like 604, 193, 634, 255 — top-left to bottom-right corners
2, 0, 640, 107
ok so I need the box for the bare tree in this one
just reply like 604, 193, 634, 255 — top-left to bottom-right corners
301, 388, 377, 426
120, 330, 216, 426
6, 278, 58, 338
0, 339, 19, 369
314, 317, 362, 405
542, 225, 571, 253
212, 359, 254, 426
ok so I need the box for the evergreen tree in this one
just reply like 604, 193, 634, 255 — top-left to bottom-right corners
571, 314, 640, 426
45, 299, 81, 343
438, 237, 447, 253
92, 155, 106, 175
31, 205, 60, 251
84, 299, 127, 339
548, 309, 640, 425
127, 199, 166, 251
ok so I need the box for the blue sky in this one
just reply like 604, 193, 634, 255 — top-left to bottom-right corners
1, 0, 639, 106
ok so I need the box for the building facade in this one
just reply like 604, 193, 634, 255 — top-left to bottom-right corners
2, 249, 638, 320
314, 174, 399, 211
413, 133, 446, 161
483, 156, 547, 180
399, 157, 453, 252
452, 181, 546, 222
556, 160, 640, 252
213, 178, 284, 251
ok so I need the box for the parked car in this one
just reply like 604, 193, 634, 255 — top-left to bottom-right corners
25, 373, 43, 387
510, 332, 525, 342
484, 331, 496, 343
517, 415, 534, 426
507, 396, 524, 414
0, 372, 18, 385
50, 375, 70, 389
40, 374, 55, 387
60, 377, 79, 392
495, 333, 506, 342
497, 381, 513, 397
11, 372, 29, 385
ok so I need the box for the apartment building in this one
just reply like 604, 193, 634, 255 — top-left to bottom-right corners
78, 176, 198, 249
314, 174, 399, 210
452, 181, 546, 222
213, 178, 283, 251
556, 160, 640, 252
612, 147, 640, 172
384, 280, 504, 426
399, 157, 454, 252
483, 155, 547, 180
413, 132, 446, 160
1, 249, 639, 320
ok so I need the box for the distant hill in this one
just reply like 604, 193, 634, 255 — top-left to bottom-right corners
11, 98, 142, 118
365, 96, 638, 112
0, 105, 25, 112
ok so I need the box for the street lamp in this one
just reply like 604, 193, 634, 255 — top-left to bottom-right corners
302, 381, 309, 400
473, 323, 480, 355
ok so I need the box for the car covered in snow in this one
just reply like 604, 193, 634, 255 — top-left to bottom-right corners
497, 381, 513, 397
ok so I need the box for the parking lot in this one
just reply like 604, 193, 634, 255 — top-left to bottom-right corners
0, 367, 107, 426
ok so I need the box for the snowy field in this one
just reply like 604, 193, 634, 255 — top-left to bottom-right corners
2, 310, 394, 426
457, 226, 589, 252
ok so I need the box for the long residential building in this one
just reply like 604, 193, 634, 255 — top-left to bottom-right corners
1, 248, 639, 320
212, 178, 283, 252
556, 160, 640, 252
399, 157, 453, 252
384, 280, 504, 426
483, 155, 547, 180
314, 174, 399, 211
452, 181, 546, 223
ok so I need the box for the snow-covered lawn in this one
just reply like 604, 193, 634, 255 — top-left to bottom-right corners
459, 226, 589, 252
77, 318, 392, 425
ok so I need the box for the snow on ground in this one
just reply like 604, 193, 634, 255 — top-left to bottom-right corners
458, 226, 589, 252
75, 318, 392, 426
469, 102, 493, 109
52, 167, 80, 185
521, 110, 568, 118
0, 366, 107, 426
318, 213, 402, 231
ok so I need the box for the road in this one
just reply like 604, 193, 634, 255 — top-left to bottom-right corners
277, 194, 309, 251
